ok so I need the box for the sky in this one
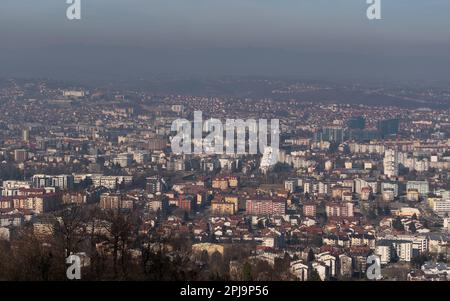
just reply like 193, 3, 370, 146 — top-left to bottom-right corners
0, 0, 449, 82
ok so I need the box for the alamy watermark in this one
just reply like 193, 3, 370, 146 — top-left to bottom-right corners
66, 254, 82, 280
65, 1, 381, 21
366, 255, 382, 280
170, 111, 279, 163
367, 0, 382, 20
66, 0, 81, 20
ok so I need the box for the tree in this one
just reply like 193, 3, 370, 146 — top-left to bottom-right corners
411, 253, 430, 268
257, 219, 265, 229
101, 209, 136, 279
368, 208, 377, 220
0, 162, 23, 180
242, 262, 253, 281
307, 248, 315, 263
5, 228, 66, 280
54, 206, 87, 258
209, 251, 226, 279
409, 222, 417, 234
438, 253, 447, 263
254, 260, 274, 280
183, 211, 190, 222
200, 250, 209, 262
77, 178, 93, 190
309, 269, 322, 281
384, 206, 391, 216
392, 217, 404, 231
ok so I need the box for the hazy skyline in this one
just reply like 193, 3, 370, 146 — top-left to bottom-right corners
1, 0, 450, 81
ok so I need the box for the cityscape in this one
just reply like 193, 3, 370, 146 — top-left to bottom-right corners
0, 78, 449, 281
0, 0, 450, 286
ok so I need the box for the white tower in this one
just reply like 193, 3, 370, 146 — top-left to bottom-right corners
383, 149, 398, 178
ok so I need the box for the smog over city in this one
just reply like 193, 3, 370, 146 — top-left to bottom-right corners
0, 0, 449, 295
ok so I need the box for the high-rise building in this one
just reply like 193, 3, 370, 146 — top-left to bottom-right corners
100, 193, 133, 210
14, 149, 28, 163
133, 151, 149, 164
177, 196, 194, 212
377, 119, 400, 138
32, 174, 74, 190
383, 149, 399, 178
443, 218, 450, 233
318, 126, 345, 143
22, 129, 30, 142
347, 116, 365, 129
381, 182, 399, 197
303, 202, 317, 217
113, 153, 133, 167
406, 181, 429, 197
146, 176, 167, 194
432, 200, 450, 216
325, 202, 354, 218
63, 90, 85, 98
148, 137, 167, 151
284, 179, 298, 193
211, 201, 236, 215
245, 198, 286, 216
393, 241, 412, 262
347, 129, 380, 142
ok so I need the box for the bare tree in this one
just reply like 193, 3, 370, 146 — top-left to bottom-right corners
101, 209, 135, 279
54, 205, 88, 258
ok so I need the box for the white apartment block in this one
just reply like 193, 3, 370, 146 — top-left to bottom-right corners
433, 200, 450, 216
406, 181, 429, 197
383, 149, 399, 178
